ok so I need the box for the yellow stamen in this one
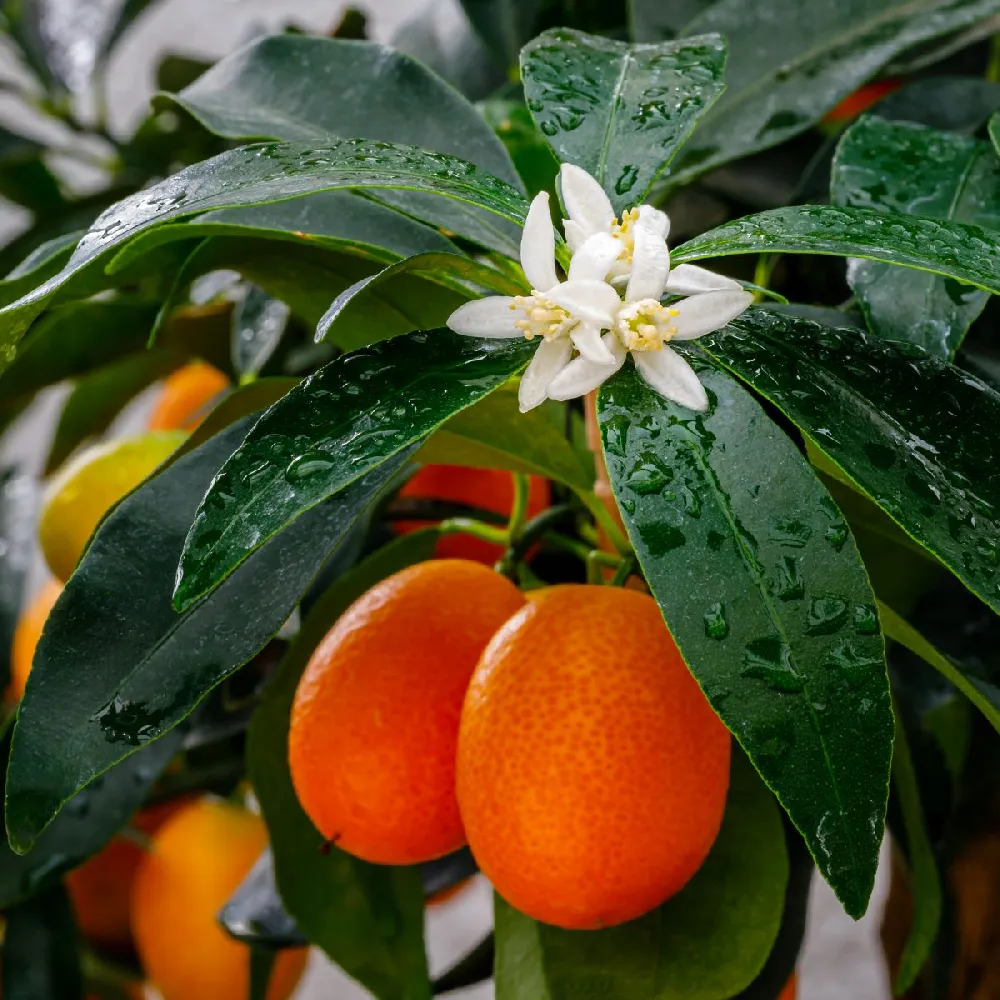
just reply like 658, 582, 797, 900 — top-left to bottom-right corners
511, 293, 573, 341
615, 299, 678, 352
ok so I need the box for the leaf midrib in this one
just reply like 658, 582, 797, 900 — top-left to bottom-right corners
596, 49, 634, 186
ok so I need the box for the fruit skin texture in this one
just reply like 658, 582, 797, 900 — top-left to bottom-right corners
8, 579, 62, 703
147, 361, 229, 432
131, 798, 307, 1000
40, 432, 185, 582
66, 800, 184, 953
457, 584, 731, 930
289, 560, 525, 865
396, 465, 549, 564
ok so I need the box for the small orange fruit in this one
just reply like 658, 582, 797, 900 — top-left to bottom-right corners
396, 465, 549, 564
131, 797, 307, 1000
289, 560, 525, 864
823, 79, 902, 123
147, 362, 229, 432
8, 579, 62, 704
66, 800, 185, 953
457, 585, 731, 930
779, 972, 797, 999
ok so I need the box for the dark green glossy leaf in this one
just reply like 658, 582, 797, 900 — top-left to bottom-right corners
706, 310, 1000, 619
432, 934, 494, 995
672, 0, 1000, 182
890, 705, 942, 993
45, 350, 183, 474
875, 76, 1000, 133
107, 192, 458, 277
599, 361, 891, 916
673, 204, 1000, 295
173, 331, 534, 610
248, 531, 437, 1000
0, 471, 35, 696
419, 385, 594, 492
990, 111, 1000, 157
0, 730, 183, 907
521, 29, 726, 212
832, 116, 1000, 358
5, 421, 410, 851
494, 754, 788, 1000
479, 100, 560, 199
0, 128, 64, 216
1, 886, 81, 1000
316, 252, 520, 351
0, 138, 531, 363
628, 0, 717, 41
879, 603, 1000, 734
458, 0, 543, 66
231, 285, 290, 379
159, 35, 519, 186
249, 948, 279, 1000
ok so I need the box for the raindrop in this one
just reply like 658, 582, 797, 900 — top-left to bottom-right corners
774, 555, 804, 601
806, 597, 849, 636
824, 523, 848, 551
823, 641, 880, 687
768, 516, 812, 548
285, 453, 334, 484
624, 451, 672, 495
703, 603, 729, 640
741, 637, 804, 693
615, 165, 640, 196
92, 695, 166, 746
852, 605, 879, 635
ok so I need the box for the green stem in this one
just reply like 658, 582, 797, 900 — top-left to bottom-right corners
576, 488, 632, 556
987, 33, 1000, 83
608, 556, 637, 588
507, 473, 531, 542
439, 517, 510, 546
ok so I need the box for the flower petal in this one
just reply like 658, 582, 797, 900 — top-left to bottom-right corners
559, 163, 615, 237
571, 322, 617, 364
547, 332, 627, 401
564, 219, 589, 253
547, 279, 621, 327
520, 191, 559, 292
447, 296, 521, 338
665, 263, 742, 295
625, 224, 670, 302
638, 205, 670, 240
633, 348, 708, 411
568, 232, 622, 282
671, 290, 754, 341
519, 337, 572, 412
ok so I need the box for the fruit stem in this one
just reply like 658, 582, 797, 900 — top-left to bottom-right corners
507, 473, 532, 542
439, 517, 510, 546
580, 392, 633, 557
608, 556, 638, 588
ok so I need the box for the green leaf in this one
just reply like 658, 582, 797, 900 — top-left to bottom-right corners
1, 886, 82, 1000
231, 285, 290, 379
5, 421, 410, 851
672, 0, 1000, 182
0, 730, 183, 907
598, 361, 891, 917
45, 350, 183, 474
673, 204, 1000, 295
831, 116, 1000, 358
0, 128, 64, 216
173, 331, 534, 611
457, 0, 543, 66
316, 252, 521, 351
248, 532, 437, 1000
0, 138, 531, 364
220, 853, 307, 949
874, 76, 1000, 134
106, 192, 458, 278
879, 602, 1000, 735
479, 100, 560, 199
494, 753, 788, 1000
159, 35, 519, 186
706, 310, 1000, 620
520, 29, 727, 212
991, 111, 1000, 157
628, 0, 718, 41
890, 706, 942, 994
419, 386, 594, 492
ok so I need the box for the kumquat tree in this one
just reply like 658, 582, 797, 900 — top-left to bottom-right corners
6, 0, 1000, 997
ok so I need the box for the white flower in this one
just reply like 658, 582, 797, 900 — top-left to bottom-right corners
447, 190, 620, 412
546, 216, 754, 412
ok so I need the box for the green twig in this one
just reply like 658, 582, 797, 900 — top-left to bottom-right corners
576, 489, 632, 556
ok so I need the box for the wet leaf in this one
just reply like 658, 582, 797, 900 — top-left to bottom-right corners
1, 886, 82, 1000
628, 0, 717, 41
672, 0, 1000, 182
457, 0, 544, 66
0, 128, 64, 216
316, 252, 520, 351
874, 76, 1000, 134
418, 385, 594, 492
599, 360, 891, 917
248, 532, 437, 1000
990, 111, 1000, 157
231, 285, 290, 380
173, 330, 534, 611
521, 28, 726, 212
494, 754, 788, 999
0, 138, 532, 367
220, 852, 308, 949
832, 116, 1000, 358
5, 420, 410, 851
706, 310, 1000, 620
0, 471, 36, 695
890, 705, 942, 993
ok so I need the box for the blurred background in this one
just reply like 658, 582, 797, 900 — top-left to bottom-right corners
0, 1, 893, 997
